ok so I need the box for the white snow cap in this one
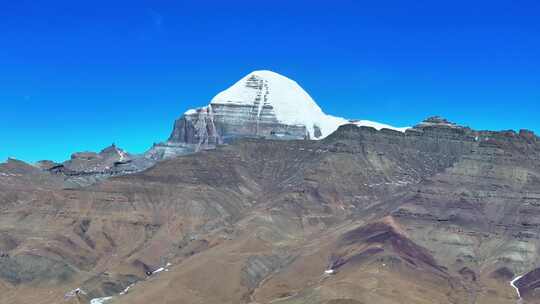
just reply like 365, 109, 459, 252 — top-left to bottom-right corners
211, 70, 349, 138
184, 109, 197, 115
188, 70, 408, 138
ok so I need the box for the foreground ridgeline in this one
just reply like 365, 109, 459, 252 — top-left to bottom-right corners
1, 71, 540, 304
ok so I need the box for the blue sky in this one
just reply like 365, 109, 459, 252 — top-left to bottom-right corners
1, 0, 539, 162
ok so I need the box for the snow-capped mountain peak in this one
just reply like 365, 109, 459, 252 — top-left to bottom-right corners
169, 70, 409, 147
211, 70, 324, 118
210, 70, 347, 138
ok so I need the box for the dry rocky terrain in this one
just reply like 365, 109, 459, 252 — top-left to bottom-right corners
1, 117, 540, 304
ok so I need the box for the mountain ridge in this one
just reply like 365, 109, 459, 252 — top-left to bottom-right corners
2, 115, 540, 303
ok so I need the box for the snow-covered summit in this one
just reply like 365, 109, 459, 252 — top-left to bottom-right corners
173, 70, 409, 145
210, 70, 348, 138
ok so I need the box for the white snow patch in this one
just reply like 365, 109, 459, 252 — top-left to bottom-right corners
352, 120, 410, 132
510, 275, 524, 298
324, 269, 335, 275
184, 108, 197, 115
119, 283, 135, 295
117, 149, 127, 162
151, 263, 172, 275
64, 288, 87, 299
90, 297, 113, 304
78, 262, 174, 304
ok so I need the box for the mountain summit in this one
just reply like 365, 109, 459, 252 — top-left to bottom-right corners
210, 70, 347, 138
168, 70, 407, 149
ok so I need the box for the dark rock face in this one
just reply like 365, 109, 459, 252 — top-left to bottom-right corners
168, 105, 309, 147
157, 102, 311, 161
169, 107, 223, 145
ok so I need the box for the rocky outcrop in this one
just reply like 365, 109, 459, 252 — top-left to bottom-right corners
47, 144, 155, 188
168, 104, 311, 145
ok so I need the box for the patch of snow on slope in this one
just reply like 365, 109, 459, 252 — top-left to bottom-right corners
151, 262, 171, 275
116, 149, 127, 162
352, 120, 410, 132
64, 288, 87, 299
510, 275, 524, 298
90, 297, 113, 304
84, 262, 172, 303
119, 283, 135, 295
210, 70, 349, 138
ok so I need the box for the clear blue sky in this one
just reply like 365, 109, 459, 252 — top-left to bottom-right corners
1, 0, 539, 162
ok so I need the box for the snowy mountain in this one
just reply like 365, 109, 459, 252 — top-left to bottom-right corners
210, 70, 347, 138
167, 70, 408, 149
